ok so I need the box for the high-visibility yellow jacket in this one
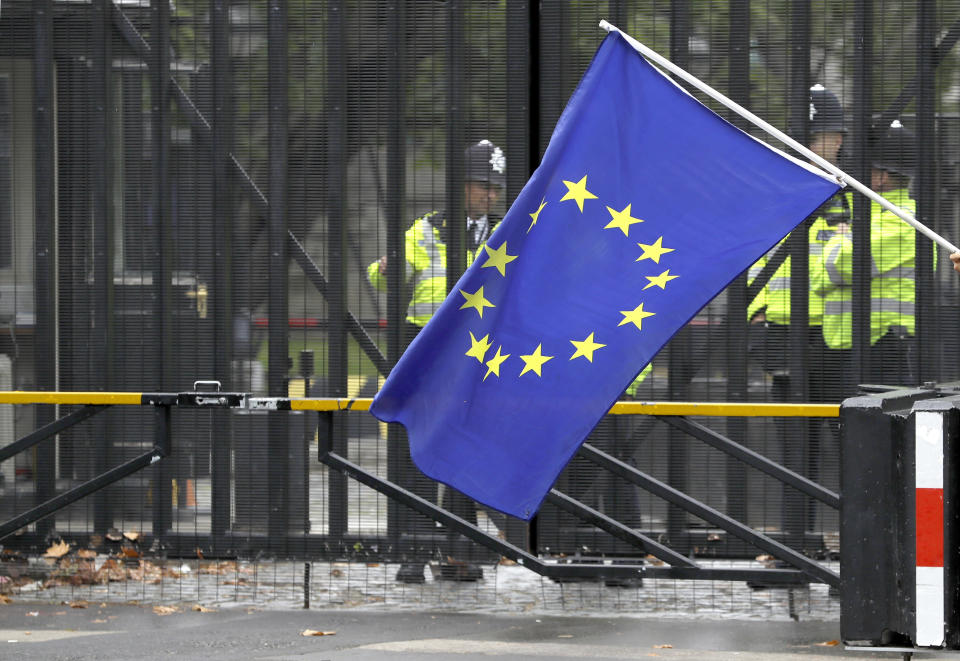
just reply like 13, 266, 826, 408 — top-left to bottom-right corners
813, 189, 922, 349
367, 211, 480, 327
747, 193, 850, 326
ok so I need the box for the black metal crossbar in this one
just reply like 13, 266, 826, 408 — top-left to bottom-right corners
577, 442, 840, 587
0, 405, 106, 464
318, 439, 812, 585
0, 448, 163, 541
658, 415, 840, 509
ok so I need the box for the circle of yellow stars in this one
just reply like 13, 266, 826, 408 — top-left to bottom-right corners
458, 172, 678, 382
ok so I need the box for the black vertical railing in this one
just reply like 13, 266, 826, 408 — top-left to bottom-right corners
267, 0, 290, 551
916, 0, 937, 383
666, 0, 692, 548
210, 0, 234, 551
506, 0, 532, 207
150, 0, 172, 392
851, 0, 873, 384
325, 0, 348, 543
33, 0, 57, 542
504, 0, 535, 552
784, 0, 811, 553
384, 0, 406, 544
91, 0, 116, 534
152, 404, 173, 545
445, 0, 466, 288
150, 0, 173, 543
725, 0, 750, 529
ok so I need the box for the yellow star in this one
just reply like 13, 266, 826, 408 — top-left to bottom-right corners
559, 175, 598, 212
465, 331, 492, 363
643, 269, 680, 290
481, 242, 518, 277
518, 343, 554, 377
569, 332, 606, 362
459, 285, 495, 318
483, 346, 510, 381
636, 236, 675, 263
604, 204, 644, 237
618, 303, 656, 331
528, 198, 547, 232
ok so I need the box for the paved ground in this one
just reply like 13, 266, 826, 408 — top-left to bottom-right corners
0, 601, 909, 661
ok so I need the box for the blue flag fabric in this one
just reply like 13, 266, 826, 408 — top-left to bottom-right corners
371, 33, 841, 520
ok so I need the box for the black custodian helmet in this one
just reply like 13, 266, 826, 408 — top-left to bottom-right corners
808, 84, 845, 134
872, 120, 916, 177
464, 139, 506, 188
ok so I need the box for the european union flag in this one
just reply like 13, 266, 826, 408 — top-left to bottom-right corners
371, 32, 841, 520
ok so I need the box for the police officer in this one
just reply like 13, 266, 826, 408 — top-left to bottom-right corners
368, 139, 505, 340
368, 139, 505, 584
747, 84, 851, 405
815, 120, 920, 386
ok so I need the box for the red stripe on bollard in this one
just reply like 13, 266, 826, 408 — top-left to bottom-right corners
916, 487, 944, 568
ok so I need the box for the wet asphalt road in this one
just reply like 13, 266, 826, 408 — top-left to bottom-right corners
0, 601, 911, 661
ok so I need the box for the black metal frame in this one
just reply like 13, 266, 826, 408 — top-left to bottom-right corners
0, 404, 165, 541
0, 391, 839, 592
316, 408, 839, 588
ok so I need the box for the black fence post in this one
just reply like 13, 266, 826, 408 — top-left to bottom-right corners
786, 0, 812, 552
325, 0, 348, 545
445, 0, 466, 287
384, 0, 406, 548
152, 404, 173, 548
210, 0, 233, 552
33, 0, 57, 542
91, 0, 116, 535
725, 0, 750, 529
267, 0, 290, 553
151, 0, 172, 393
666, 0, 691, 550
851, 0, 873, 384
916, 0, 937, 384
505, 0, 534, 552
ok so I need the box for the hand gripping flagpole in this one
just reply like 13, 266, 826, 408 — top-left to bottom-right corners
600, 20, 960, 255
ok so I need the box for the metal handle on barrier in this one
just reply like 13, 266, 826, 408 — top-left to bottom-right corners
193, 380, 221, 392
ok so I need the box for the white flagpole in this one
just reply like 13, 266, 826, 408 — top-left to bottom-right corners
600, 20, 960, 255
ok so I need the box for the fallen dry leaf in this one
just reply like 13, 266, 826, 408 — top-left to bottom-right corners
0, 595, 12, 604
644, 554, 666, 567
123, 531, 140, 542
77, 550, 97, 560
300, 629, 336, 637
195, 548, 204, 559
191, 605, 216, 613
654, 644, 673, 649
26, 611, 38, 617
816, 640, 840, 647
120, 547, 141, 559
557, 634, 573, 638
69, 601, 88, 609
44, 541, 70, 559
92, 619, 107, 624
153, 605, 178, 616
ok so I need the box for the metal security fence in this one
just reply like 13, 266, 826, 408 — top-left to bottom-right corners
1, 0, 960, 611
